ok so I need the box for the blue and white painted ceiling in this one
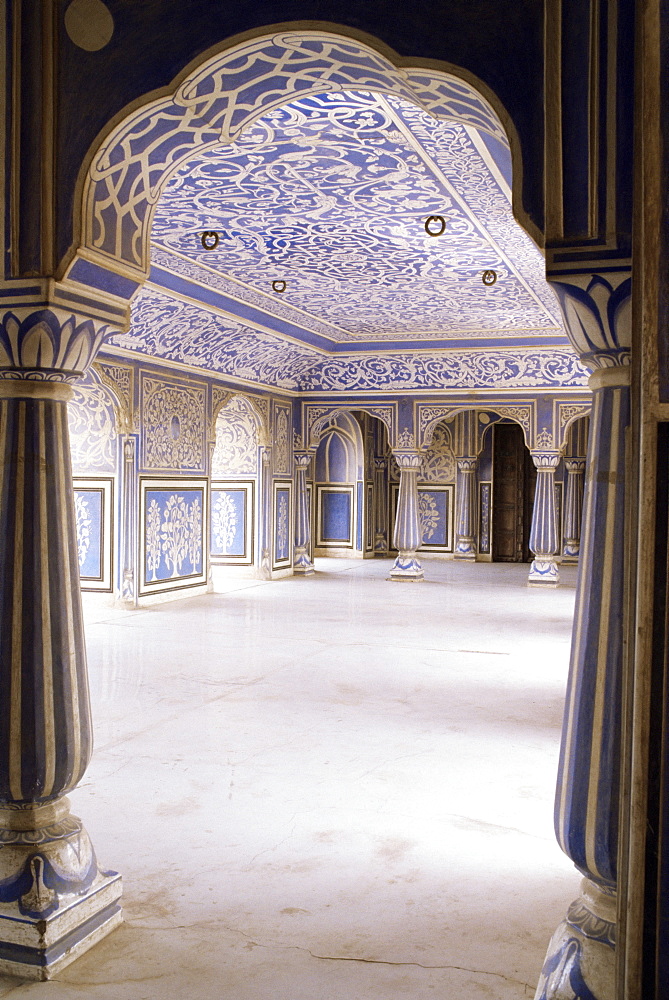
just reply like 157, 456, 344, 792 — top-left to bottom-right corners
109, 90, 585, 392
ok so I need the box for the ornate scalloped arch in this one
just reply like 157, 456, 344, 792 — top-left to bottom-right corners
556, 403, 592, 454
420, 404, 535, 453
307, 404, 393, 450
74, 29, 517, 287
211, 390, 269, 446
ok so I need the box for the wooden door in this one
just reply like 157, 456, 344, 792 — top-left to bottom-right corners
492, 423, 534, 562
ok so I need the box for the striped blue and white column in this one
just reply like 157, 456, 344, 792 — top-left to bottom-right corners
528, 452, 561, 586
293, 451, 314, 575
454, 457, 478, 560
389, 451, 424, 581
0, 309, 122, 979
562, 419, 589, 563
535, 271, 631, 1000
562, 458, 586, 561
374, 456, 388, 554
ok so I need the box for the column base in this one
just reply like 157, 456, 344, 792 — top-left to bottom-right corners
454, 543, 477, 561
528, 558, 560, 586
0, 800, 122, 981
293, 549, 315, 575
563, 542, 580, 561
374, 534, 388, 555
0, 870, 122, 980
534, 878, 615, 1000
389, 551, 424, 581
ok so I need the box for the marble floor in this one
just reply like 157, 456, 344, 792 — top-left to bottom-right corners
0, 557, 579, 1000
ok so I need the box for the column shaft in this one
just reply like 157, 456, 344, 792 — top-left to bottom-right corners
390, 452, 424, 581
0, 381, 121, 979
293, 454, 314, 575
0, 391, 91, 801
528, 454, 560, 585
374, 457, 388, 554
535, 371, 629, 1000
454, 457, 477, 560
562, 459, 586, 560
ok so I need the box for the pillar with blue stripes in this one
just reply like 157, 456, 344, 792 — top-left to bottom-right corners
454, 457, 478, 560
528, 451, 561, 585
562, 420, 589, 563
563, 458, 587, 561
293, 451, 314, 575
389, 451, 424, 581
0, 309, 122, 979
535, 272, 631, 1000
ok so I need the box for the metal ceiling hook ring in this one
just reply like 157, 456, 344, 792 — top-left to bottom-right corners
272, 280, 287, 293
482, 269, 498, 286
201, 231, 220, 250
424, 215, 446, 237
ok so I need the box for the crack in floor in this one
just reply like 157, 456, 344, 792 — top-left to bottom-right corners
297, 946, 534, 989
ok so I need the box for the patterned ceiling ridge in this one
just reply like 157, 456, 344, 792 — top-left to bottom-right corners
150, 246, 350, 343
112, 287, 587, 392
150, 91, 564, 343
148, 253, 571, 353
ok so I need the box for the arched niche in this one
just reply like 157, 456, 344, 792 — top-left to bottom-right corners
67, 28, 529, 297
210, 393, 264, 570
314, 412, 363, 484
212, 394, 263, 478
312, 411, 365, 556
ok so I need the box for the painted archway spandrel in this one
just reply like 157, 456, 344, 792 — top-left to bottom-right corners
417, 405, 459, 448
421, 423, 456, 484
94, 360, 133, 430
490, 404, 533, 446
69, 371, 119, 473
140, 374, 206, 472
305, 406, 335, 449
556, 402, 592, 450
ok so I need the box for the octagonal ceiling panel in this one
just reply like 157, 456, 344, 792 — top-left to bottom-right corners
149, 90, 566, 348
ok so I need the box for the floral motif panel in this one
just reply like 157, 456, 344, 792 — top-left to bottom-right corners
210, 481, 254, 565
140, 479, 207, 594
479, 482, 492, 555
273, 482, 292, 569
73, 478, 114, 591
140, 374, 206, 472
274, 405, 291, 475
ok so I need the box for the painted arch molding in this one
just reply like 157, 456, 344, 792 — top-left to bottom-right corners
73, 29, 520, 286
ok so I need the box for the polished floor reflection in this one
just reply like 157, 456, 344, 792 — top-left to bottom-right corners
0, 558, 579, 1000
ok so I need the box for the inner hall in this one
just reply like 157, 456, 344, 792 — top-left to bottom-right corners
0, 10, 653, 1000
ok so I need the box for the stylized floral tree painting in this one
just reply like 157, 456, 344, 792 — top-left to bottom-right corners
74, 493, 92, 570
161, 494, 191, 578
419, 492, 440, 541
146, 498, 162, 581
277, 493, 289, 559
145, 487, 205, 583
212, 492, 237, 553
188, 497, 202, 571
